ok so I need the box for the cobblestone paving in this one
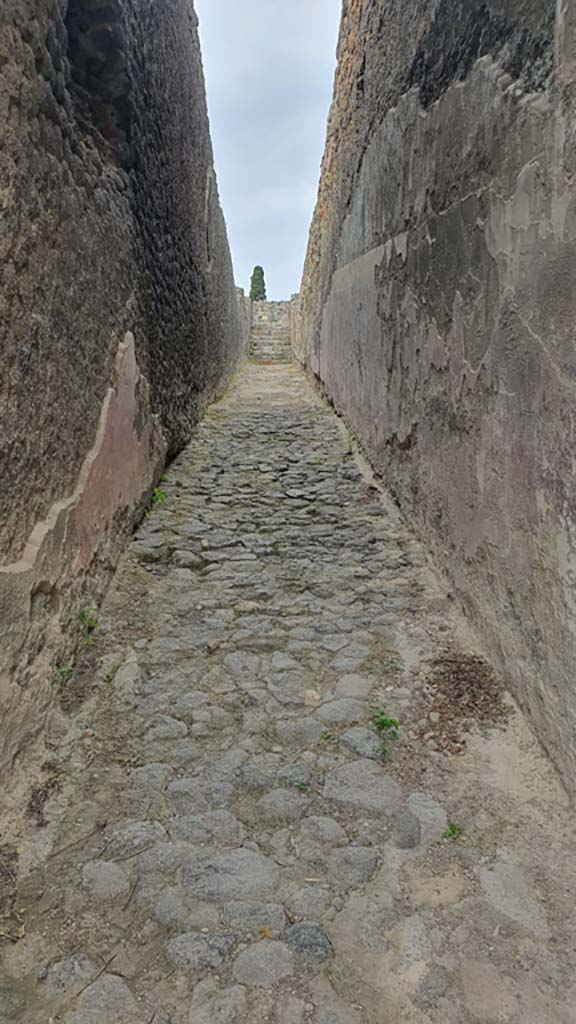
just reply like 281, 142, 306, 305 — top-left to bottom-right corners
2, 365, 576, 1023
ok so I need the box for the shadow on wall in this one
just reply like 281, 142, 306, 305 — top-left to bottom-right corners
65, 0, 133, 164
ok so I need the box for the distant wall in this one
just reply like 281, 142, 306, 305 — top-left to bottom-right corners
0, 0, 247, 775
299, 0, 576, 791
237, 287, 251, 345
251, 300, 293, 327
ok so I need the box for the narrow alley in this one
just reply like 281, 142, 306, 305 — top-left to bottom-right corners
2, 364, 575, 1024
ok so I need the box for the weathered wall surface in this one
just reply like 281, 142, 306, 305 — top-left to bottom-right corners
0, 0, 247, 775
299, 0, 576, 789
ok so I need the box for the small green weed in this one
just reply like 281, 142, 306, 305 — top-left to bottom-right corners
56, 666, 75, 685
151, 487, 167, 507
270, 541, 281, 556
442, 823, 464, 842
78, 607, 98, 635
310, 455, 324, 465
295, 782, 309, 793
320, 730, 333, 741
370, 708, 399, 759
371, 709, 399, 741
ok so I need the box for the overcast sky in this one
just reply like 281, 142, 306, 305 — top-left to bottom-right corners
195, 0, 341, 301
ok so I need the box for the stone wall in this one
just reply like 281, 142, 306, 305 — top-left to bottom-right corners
290, 293, 301, 353
298, 0, 576, 791
0, 0, 247, 775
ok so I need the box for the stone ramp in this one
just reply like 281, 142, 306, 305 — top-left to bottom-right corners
3, 364, 575, 1024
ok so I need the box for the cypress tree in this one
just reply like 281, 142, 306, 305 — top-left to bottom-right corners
250, 266, 267, 301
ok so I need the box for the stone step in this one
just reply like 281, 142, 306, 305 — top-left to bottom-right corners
250, 343, 293, 358
251, 343, 292, 348
249, 342, 289, 350
251, 355, 293, 363
251, 345, 292, 353
250, 328, 291, 338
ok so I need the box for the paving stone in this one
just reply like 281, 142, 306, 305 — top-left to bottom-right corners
130, 763, 175, 788
360, 906, 401, 951
166, 779, 208, 814
182, 849, 280, 902
172, 550, 206, 570
330, 646, 371, 672
397, 914, 431, 962
223, 901, 286, 937
165, 931, 236, 973
276, 718, 325, 749
136, 842, 184, 875
324, 760, 402, 816
62, 974, 140, 1024
334, 674, 374, 699
207, 750, 248, 780
104, 821, 168, 859
223, 652, 262, 678
169, 811, 245, 846
316, 699, 365, 725
406, 792, 448, 844
392, 810, 422, 850
167, 778, 235, 815
172, 692, 210, 722
269, 827, 294, 865
298, 817, 349, 846
277, 763, 311, 788
153, 889, 190, 928
285, 921, 333, 960
233, 940, 294, 987
320, 635, 349, 652
340, 727, 382, 759
271, 652, 301, 672
146, 715, 188, 741
168, 816, 211, 845
288, 885, 333, 918
256, 788, 311, 823
203, 784, 239, 810
328, 847, 378, 888
148, 740, 202, 768
412, 963, 452, 1010
45, 955, 98, 998
239, 754, 282, 789
269, 672, 308, 705
188, 982, 248, 1024
81, 861, 130, 901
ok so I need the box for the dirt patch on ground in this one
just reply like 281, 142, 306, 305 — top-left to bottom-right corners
26, 760, 62, 827
58, 639, 102, 715
417, 652, 511, 754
